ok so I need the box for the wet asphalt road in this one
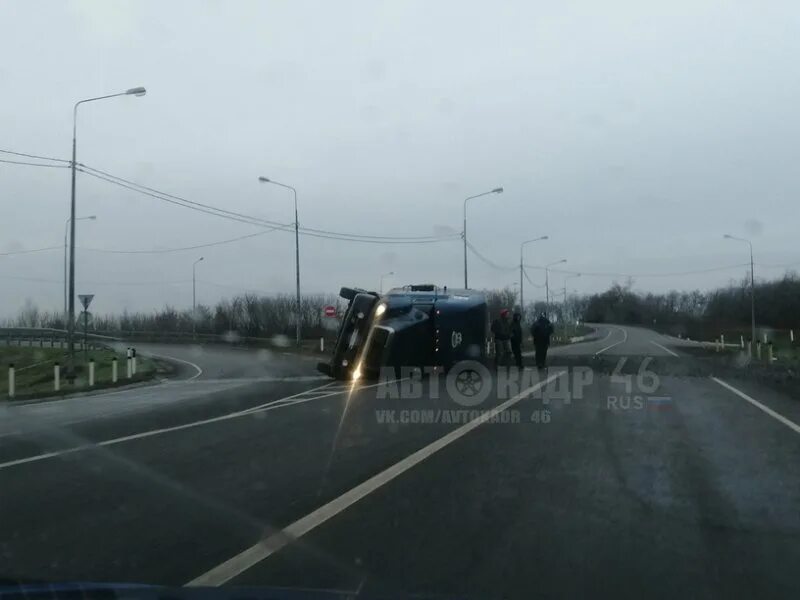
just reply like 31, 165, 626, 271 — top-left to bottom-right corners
1, 327, 799, 599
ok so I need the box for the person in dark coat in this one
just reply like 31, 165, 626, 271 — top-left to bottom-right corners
510, 312, 523, 369
491, 309, 512, 369
531, 313, 554, 369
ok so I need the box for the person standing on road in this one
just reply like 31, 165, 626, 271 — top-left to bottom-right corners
491, 309, 512, 369
531, 313, 554, 369
510, 311, 523, 369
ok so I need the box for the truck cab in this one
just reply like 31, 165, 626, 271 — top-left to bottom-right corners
318, 284, 488, 380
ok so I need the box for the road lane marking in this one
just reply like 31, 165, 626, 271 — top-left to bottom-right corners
650, 340, 680, 357
0, 380, 394, 471
143, 352, 203, 381
186, 370, 564, 586
595, 326, 627, 355
711, 377, 800, 435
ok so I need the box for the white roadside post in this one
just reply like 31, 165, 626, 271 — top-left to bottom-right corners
763, 332, 768, 344
112, 357, 118, 383
720, 334, 725, 347
740, 335, 745, 349
54, 362, 60, 392
126, 348, 132, 379
320, 337, 324, 352
8, 364, 15, 399
791, 329, 795, 344
89, 358, 95, 387
756, 342, 762, 360
132, 348, 137, 375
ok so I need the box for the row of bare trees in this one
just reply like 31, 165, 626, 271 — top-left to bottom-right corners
6, 273, 799, 341
580, 273, 800, 339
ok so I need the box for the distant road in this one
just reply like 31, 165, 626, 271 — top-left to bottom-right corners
2, 325, 799, 598
112, 341, 321, 381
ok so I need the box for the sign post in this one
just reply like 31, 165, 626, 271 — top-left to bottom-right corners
78, 294, 94, 366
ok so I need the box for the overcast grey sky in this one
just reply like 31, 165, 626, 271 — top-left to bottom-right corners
2, 0, 799, 317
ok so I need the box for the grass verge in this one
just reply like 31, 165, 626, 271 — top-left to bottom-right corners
0, 346, 165, 401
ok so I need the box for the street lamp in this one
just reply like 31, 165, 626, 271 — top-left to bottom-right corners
67, 86, 146, 378
380, 271, 394, 294
544, 259, 567, 316
463, 186, 503, 289
259, 176, 301, 346
520, 236, 548, 319
724, 234, 756, 345
63, 215, 96, 316
192, 257, 204, 338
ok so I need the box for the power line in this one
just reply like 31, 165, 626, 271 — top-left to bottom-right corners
80, 229, 281, 254
78, 163, 457, 243
0, 149, 70, 163
522, 267, 546, 287
0, 246, 61, 257
78, 164, 290, 230
0, 158, 69, 168
528, 263, 752, 278
465, 242, 517, 271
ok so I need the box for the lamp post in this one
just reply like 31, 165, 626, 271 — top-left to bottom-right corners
67, 86, 146, 378
63, 215, 96, 316
380, 271, 394, 294
192, 257, 204, 338
463, 187, 503, 289
544, 259, 567, 316
259, 176, 301, 346
520, 236, 548, 319
724, 234, 756, 345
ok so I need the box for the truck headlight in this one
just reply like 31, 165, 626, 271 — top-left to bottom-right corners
375, 303, 387, 317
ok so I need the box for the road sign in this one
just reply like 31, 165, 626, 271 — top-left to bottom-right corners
324, 305, 336, 317
78, 294, 94, 310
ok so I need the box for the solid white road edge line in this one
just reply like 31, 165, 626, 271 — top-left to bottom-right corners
0, 380, 381, 471
711, 377, 800, 435
143, 352, 204, 381
186, 370, 564, 587
594, 326, 628, 355
650, 340, 680, 358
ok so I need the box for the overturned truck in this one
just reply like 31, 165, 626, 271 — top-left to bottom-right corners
317, 284, 488, 380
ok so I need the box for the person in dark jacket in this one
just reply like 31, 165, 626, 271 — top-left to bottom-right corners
510, 312, 523, 369
531, 313, 554, 369
491, 309, 512, 369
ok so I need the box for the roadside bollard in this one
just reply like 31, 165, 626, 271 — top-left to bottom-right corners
320, 337, 324, 352
791, 330, 795, 344
740, 335, 745, 349
763, 332, 768, 344
756, 342, 762, 361
112, 357, 118, 383
720, 334, 725, 347
8, 364, 15, 399
767, 342, 774, 363
132, 348, 137, 375
89, 359, 95, 387
54, 362, 60, 392
126, 352, 132, 379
